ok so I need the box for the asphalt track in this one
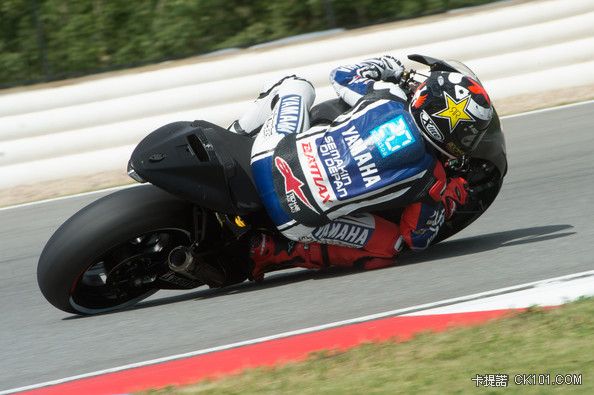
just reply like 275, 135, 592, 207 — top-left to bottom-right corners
1, 101, 593, 390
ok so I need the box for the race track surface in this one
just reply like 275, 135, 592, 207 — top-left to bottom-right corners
1, 102, 593, 390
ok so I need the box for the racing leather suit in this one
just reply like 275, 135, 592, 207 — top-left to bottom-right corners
232, 58, 467, 278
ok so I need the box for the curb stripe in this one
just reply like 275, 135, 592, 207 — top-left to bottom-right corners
14, 309, 518, 395
3, 267, 591, 395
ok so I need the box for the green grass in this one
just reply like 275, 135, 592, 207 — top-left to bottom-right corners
142, 298, 594, 394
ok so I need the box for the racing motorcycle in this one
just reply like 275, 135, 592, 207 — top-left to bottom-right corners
37, 55, 507, 315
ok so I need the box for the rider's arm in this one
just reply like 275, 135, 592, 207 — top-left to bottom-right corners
399, 201, 446, 251
329, 55, 406, 106
399, 174, 468, 251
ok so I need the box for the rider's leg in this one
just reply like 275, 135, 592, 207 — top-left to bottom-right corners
250, 214, 402, 281
229, 75, 314, 136
250, 77, 316, 231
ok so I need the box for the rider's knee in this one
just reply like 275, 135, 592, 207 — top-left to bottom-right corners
276, 77, 316, 109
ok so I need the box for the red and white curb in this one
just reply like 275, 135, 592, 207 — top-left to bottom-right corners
3, 270, 593, 395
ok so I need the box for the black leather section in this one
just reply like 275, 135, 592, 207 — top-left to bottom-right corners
272, 134, 328, 227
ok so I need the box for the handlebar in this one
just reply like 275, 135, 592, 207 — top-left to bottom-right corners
398, 68, 426, 97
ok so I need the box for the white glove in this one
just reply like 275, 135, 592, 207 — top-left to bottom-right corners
358, 55, 404, 81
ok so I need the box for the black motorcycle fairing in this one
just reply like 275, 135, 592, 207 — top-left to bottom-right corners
129, 120, 262, 214
470, 108, 507, 178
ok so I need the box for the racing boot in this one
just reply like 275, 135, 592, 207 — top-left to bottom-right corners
249, 234, 324, 281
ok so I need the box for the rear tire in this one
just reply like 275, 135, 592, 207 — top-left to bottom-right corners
37, 185, 194, 315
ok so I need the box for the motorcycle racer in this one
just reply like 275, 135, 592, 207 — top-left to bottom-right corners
229, 55, 493, 281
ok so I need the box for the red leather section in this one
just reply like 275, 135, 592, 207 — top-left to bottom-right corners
362, 215, 400, 257
428, 160, 447, 202
361, 257, 396, 270
250, 235, 324, 280
399, 202, 422, 249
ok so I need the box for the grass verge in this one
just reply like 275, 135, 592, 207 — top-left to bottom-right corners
141, 298, 593, 394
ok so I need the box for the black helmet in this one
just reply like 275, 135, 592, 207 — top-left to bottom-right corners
409, 71, 493, 158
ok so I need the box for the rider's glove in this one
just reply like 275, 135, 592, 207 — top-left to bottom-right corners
358, 55, 404, 81
442, 177, 469, 220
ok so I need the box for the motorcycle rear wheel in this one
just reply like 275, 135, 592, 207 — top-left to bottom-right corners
37, 185, 194, 315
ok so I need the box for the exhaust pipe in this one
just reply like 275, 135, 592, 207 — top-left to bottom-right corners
168, 246, 227, 287
168, 246, 195, 274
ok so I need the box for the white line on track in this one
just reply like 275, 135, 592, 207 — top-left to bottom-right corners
501, 98, 594, 119
2, 269, 593, 395
0, 184, 136, 212
1, 99, 593, 213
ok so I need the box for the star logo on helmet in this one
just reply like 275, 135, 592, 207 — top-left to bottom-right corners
432, 92, 474, 131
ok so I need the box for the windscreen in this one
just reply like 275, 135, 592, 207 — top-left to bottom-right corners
444, 60, 482, 83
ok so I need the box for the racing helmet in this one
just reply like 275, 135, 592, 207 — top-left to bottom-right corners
409, 71, 493, 158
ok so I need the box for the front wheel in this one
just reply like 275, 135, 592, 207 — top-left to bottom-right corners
37, 185, 195, 315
